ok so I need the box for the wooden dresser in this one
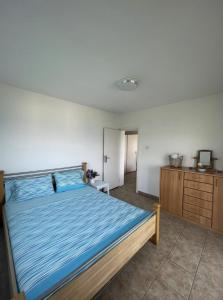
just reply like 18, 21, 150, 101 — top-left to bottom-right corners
160, 166, 223, 233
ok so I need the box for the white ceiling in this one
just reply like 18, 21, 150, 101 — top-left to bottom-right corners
0, 0, 223, 113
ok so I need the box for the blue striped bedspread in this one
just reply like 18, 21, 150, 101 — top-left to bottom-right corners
4, 186, 153, 300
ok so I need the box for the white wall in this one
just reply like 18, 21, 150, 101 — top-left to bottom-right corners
1, 83, 222, 197
121, 94, 223, 197
0, 83, 120, 174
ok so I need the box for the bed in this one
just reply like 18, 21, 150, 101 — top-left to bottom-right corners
0, 163, 160, 300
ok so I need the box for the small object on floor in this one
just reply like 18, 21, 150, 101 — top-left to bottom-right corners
90, 180, 110, 195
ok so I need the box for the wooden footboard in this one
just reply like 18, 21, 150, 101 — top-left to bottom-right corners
5, 204, 160, 300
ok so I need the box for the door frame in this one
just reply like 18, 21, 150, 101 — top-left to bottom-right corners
103, 127, 139, 193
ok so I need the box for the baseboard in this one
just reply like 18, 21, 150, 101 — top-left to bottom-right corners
138, 191, 159, 201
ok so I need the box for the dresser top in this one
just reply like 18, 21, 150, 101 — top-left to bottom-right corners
161, 166, 223, 177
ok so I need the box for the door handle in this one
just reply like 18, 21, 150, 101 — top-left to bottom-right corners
104, 155, 110, 163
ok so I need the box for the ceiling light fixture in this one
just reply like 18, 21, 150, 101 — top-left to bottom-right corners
116, 77, 139, 91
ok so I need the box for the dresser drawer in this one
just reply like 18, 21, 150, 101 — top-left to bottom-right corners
184, 180, 213, 193
184, 172, 213, 185
184, 202, 212, 218
183, 195, 212, 210
183, 210, 211, 228
184, 188, 213, 202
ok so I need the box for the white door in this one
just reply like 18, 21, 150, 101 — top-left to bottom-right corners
103, 128, 125, 189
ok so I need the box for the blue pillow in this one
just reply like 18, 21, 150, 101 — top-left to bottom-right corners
14, 175, 54, 201
54, 169, 85, 193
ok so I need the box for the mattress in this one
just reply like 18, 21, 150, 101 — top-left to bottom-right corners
4, 186, 153, 300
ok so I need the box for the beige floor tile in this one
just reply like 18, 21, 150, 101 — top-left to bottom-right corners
190, 273, 223, 300
131, 245, 166, 274
203, 231, 223, 259
196, 254, 223, 288
158, 261, 194, 298
143, 278, 184, 300
170, 225, 205, 274
98, 273, 146, 300
170, 243, 202, 274
118, 260, 154, 293
181, 223, 207, 246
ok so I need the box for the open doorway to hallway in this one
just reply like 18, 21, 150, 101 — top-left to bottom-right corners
124, 131, 138, 190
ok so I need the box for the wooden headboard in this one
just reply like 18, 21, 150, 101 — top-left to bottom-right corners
0, 162, 87, 223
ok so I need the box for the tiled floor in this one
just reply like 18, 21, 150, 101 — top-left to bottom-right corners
96, 172, 223, 300
1, 172, 223, 299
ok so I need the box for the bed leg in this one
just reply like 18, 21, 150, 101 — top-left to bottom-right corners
151, 203, 160, 245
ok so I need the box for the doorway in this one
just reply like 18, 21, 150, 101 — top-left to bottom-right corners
124, 131, 138, 190
102, 128, 138, 192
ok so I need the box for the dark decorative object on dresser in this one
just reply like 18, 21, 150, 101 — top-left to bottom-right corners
193, 150, 218, 171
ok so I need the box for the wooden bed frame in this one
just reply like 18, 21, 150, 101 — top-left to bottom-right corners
0, 162, 160, 300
